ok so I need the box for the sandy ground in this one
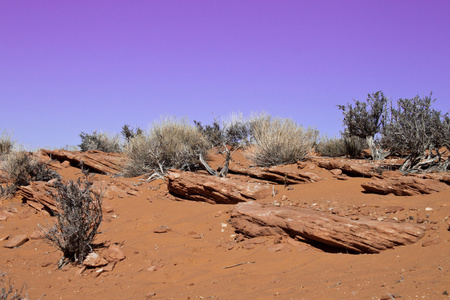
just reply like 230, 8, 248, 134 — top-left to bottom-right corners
0, 151, 449, 300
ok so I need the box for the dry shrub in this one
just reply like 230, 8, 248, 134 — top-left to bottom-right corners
0, 132, 13, 156
40, 175, 103, 267
0, 151, 59, 195
124, 117, 209, 177
78, 131, 122, 153
316, 136, 346, 157
244, 114, 317, 167
0, 272, 28, 300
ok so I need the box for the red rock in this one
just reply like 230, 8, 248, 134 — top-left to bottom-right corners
30, 230, 46, 239
382, 170, 403, 178
230, 202, 425, 253
166, 170, 272, 204
267, 244, 291, 253
40, 149, 125, 175
330, 169, 342, 176
153, 225, 171, 233
17, 182, 57, 212
3, 235, 29, 248
228, 165, 323, 184
422, 237, 441, 247
309, 157, 375, 177
104, 244, 125, 262
83, 252, 108, 267
361, 176, 449, 196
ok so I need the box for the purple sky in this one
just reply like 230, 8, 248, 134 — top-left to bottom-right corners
1, 1, 449, 149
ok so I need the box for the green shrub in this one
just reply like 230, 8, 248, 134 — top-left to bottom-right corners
124, 117, 209, 177
40, 176, 103, 268
78, 131, 122, 153
244, 114, 317, 167
342, 135, 367, 158
121, 124, 143, 143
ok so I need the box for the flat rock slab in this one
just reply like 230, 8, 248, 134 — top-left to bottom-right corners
361, 176, 449, 196
228, 165, 323, 184
166, 170, 272, 204
309, 157, 375, 177
17, 181, 57, 212
230, 202, 425, 253
40, 149, 125, 175
3, 235, 29, 248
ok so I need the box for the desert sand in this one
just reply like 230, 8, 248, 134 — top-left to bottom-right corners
1, 150, 449, 300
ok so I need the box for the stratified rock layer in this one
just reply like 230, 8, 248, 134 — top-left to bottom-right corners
166, 170, 272, 204
230, 202, 425, 253
361, 176, 449, 196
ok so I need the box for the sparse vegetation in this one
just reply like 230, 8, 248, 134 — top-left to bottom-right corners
0, 132, 14, 156
40, 175, 103, 268
0, 272, 28, 300
79, 131, 122, 153
244, 114, 317, 167
316, 136, 346, 157
194, 114, 251, 177
381, 93, 450, 173
124, 117, 209, 177
0, 151, 59, 196
121, 124, 143, 143
339, 91, 389, 160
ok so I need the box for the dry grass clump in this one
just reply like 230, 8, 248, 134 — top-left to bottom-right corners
78, 131, 122, 153
124, 117, 209, 177
40, 175, 103, 268
316, 135, 346, 157
244, 114, 317, 167
0, 151, 59, 195
0, 132, 14, 156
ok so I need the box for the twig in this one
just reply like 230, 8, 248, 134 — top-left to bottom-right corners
222, 261, 255, 269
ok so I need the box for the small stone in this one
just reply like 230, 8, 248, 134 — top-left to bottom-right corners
267, 244, 291, 253
61, 160, 70, 167
104, 244, 125, 262
75, 266, 86, 276
3, 235, 29, 248
425, 207, 433, 211
83, 252, 108, 267
422, 237, 441, 247
153, 225, 171, 233
145, 291, 157, 298
330, 169, 342, 176
30, 230, 45, 240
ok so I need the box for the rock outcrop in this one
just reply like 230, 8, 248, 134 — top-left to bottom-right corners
230, 202, 425, 253
40, 149, 125, 175
309, 157, 375, 177
228, 165, 323, 184
361, 176, 449, 196
17, 181, 57, 212
166, 170, 272, 204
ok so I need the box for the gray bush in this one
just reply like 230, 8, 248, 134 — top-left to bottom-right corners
381, 94, 450, 172
78, 131, 122, 153
0, 272, 28, 300
40, 175, 103, 267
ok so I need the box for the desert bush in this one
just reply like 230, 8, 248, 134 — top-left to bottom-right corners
244, 114, 317, 167
124, 117, 209, 177
338, 91, 389, 160
121, 124, 143, 143
0, 151, 60, 195
316, 136, 346, 157
78, 131, 122, 153
194, 113, 251, 149
381, 94, 450, 172
0, 272, 28, 300
0, 132, 14, 156
342, 135, 367, 158
40, 175, 103, 267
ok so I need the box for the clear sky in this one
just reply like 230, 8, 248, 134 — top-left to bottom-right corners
1, 1, 449, 149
